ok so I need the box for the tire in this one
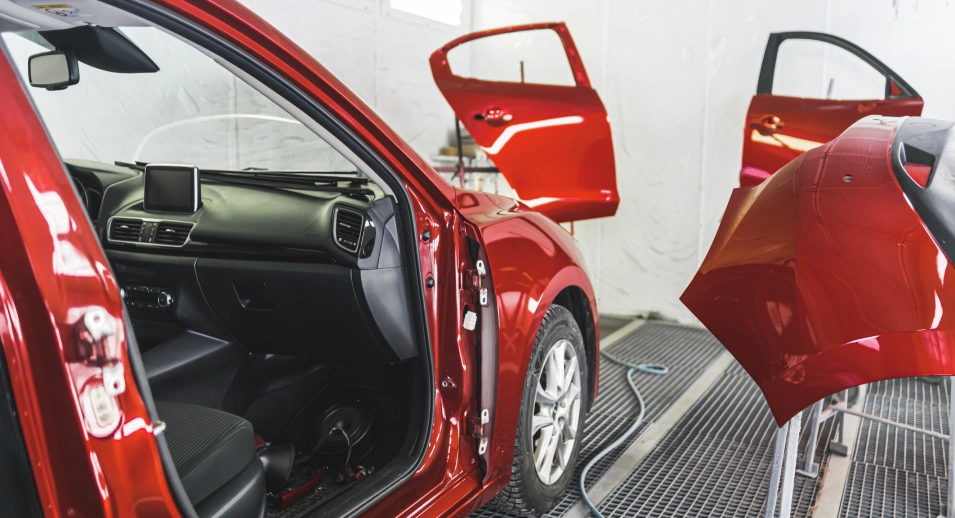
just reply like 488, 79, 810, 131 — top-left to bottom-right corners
489, 304, 589, 516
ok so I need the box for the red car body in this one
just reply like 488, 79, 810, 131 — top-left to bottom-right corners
685, 115, 955, 425
0, 2, 613, 517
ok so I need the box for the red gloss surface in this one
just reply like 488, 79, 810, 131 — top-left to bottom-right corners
453, 189, 599, 504
686, 116, 955, 425
903, 162, 932, 187
0, 1, 603, 516
431, 23, 619, 223
0, 43, 181, 517
741, 94, 923, 186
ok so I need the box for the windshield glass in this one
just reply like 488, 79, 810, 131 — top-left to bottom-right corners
2, 27, 357, 173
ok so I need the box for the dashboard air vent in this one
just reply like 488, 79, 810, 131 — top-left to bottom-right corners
334, 208, 364, 253
109, 218, 143, 242
154, 221, 194, 246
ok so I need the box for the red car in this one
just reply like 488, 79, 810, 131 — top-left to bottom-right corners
0, 2, 616, 518
740, 31, 923, 187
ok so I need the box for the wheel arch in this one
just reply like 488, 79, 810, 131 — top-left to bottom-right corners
552, 285, 597, 411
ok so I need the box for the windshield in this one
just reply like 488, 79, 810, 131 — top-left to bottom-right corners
2, 27, 358, 173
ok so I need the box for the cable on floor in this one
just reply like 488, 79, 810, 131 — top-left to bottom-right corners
579, 350, 668, 518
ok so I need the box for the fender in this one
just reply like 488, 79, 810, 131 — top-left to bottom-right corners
455, 189, 599, 494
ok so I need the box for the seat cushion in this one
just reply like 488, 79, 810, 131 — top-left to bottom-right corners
156, 401, 257, 506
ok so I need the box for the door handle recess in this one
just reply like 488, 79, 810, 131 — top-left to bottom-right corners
751, 115, 784, 136
857, 101, 878, 113
479, 106, 513, 127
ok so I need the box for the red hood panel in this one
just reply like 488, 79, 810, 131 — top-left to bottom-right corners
683, 116, 955, 425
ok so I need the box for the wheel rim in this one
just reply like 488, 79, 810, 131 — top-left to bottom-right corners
532, 338, 582, 485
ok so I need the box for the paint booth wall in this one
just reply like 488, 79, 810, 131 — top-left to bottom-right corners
2, 1, 472, 173
471, 0, 955, 321
237, 0, 473, 160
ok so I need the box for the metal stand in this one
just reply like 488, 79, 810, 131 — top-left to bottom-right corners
763, 413, 802, 518
945, 378, 955, 518
790, 380, 955, 518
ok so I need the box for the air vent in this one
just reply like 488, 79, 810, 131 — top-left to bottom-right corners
154, 221, 194, 246
334, 207, 364, 253
109, 218, 143, 242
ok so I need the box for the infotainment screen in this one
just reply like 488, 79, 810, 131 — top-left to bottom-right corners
143, 164, 200, 213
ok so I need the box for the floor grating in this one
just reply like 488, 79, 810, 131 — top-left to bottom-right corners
471, 321, 724, 517
839, 377, 949, 518
473, 321, 949, 518
595, 362, 837, 518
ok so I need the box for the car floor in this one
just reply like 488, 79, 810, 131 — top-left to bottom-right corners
471, 318, 946, 518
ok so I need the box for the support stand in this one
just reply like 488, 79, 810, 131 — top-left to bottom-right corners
763, 413, 802, 518
945, 378, 955, 518
786, 380, 955, 518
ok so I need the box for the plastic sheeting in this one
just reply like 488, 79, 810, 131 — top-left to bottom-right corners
3, 27, 353, 172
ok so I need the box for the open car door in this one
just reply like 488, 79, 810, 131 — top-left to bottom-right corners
740, 32, 923, 186
430, 23, 618, 223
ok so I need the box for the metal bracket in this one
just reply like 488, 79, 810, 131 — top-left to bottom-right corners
477, 408, 490, 455
102, 362, 126, 396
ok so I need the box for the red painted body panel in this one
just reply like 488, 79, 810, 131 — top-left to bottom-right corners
0, 2, 602, 517
0, 47, 181, 517
453, 189, 599, 505
685, 116, 955, 425
741, 94, 923, 186
431, 23, 619, 223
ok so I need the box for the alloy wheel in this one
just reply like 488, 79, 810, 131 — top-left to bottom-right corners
532, 338, 582, 485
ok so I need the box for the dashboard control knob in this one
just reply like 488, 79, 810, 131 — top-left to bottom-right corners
156, 292, 174, 308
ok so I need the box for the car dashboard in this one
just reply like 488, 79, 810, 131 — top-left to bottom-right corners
65, 159, 417, 365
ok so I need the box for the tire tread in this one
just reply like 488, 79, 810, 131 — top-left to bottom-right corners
487, 304, 584, 516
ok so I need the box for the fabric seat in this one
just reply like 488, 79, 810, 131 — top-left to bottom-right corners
156, 401, 264, 517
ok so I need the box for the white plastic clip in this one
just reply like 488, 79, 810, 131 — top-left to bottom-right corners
475, 260, 486, 276
463, 311, 477, 331
479, 288, 488, 307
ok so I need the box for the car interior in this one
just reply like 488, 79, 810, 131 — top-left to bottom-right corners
0, 4, 431, 518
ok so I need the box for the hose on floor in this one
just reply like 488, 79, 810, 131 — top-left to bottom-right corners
579, 350, 668, 518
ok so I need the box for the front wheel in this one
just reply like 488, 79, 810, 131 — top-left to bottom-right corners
490, 304, 588, 516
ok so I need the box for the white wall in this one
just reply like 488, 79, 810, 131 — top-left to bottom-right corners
237, 0, 472, 160
4, 0, 472, 171
472, 0, 955, 321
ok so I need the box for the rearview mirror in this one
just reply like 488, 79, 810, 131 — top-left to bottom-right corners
28, 51, 79, 91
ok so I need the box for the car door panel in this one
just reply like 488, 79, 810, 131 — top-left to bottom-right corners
0, 38, 180, 517
431, 23, 618, 223
741, 31, 923, 186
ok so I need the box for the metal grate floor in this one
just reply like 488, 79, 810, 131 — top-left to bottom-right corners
471, 321, 725, 517
839, 377, 950, 518
595, 362, 837, 518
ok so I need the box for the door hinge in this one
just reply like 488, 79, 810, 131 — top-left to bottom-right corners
470, 408, 490, 455
74, 307, 126, 438
464, 259, 489, 307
